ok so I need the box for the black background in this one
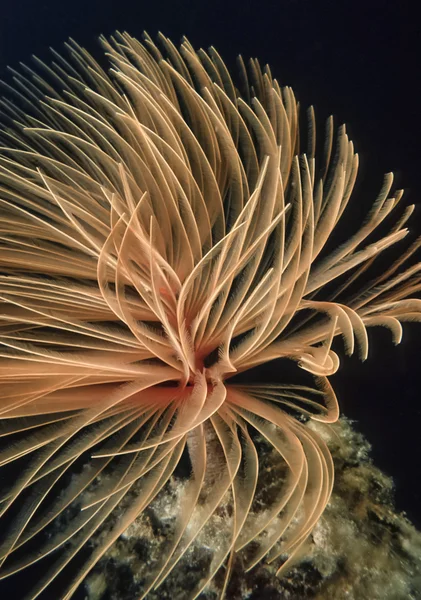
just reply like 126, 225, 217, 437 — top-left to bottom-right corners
0, 0, 420, 560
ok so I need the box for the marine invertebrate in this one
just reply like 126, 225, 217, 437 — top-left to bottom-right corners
0, 31, 420, 599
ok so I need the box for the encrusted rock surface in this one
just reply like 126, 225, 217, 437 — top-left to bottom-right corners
83, 419, 421, 600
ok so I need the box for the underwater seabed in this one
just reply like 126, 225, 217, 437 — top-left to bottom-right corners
82, 418, 421, 600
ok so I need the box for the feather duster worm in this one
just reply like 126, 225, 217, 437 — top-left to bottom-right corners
0, 32, 420, 599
